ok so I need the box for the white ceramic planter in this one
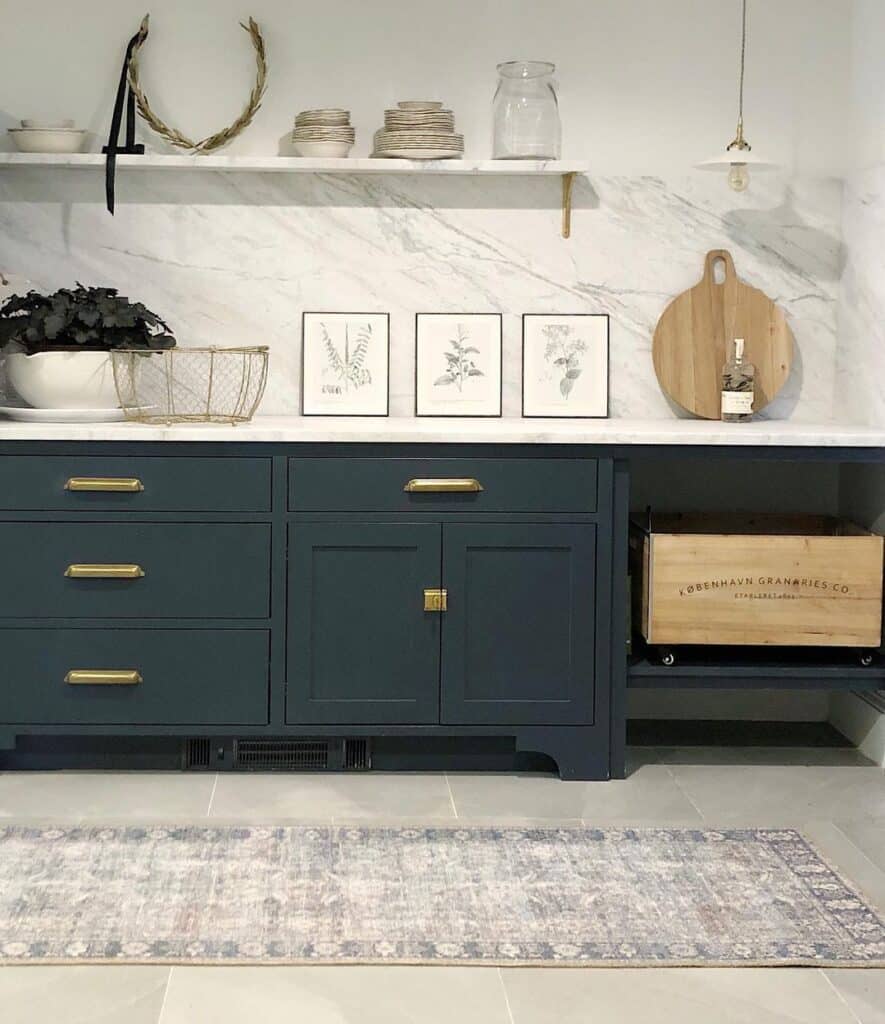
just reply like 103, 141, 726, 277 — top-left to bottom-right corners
6, 351, 119, 409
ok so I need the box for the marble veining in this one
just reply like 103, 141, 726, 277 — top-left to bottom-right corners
0, 169, 843, 421
836, 164, 885, 427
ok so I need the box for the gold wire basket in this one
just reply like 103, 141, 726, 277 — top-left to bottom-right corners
111, 346, 269, 424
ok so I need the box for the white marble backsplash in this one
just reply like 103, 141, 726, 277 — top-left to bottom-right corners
0, 169, 843, 420
835, 164, 885, 427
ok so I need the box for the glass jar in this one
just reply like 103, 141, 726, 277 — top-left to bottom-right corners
492, 60, 561, 159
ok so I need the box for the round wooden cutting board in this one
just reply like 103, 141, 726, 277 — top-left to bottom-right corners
652, 249, 794, 419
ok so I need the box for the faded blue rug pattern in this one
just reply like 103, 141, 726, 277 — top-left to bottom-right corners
1, 825, 883, 966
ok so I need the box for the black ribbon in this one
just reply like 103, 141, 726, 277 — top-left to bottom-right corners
103, 17, 149, 214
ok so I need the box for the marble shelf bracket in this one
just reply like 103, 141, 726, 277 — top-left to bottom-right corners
561, 172, 576, 238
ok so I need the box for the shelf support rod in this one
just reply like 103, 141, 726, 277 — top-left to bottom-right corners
561, 172, 577, 238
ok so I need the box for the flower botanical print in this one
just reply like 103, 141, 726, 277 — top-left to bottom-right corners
542, 323, 587, 399
434, 324, 484, 391
320, 321, 372, 395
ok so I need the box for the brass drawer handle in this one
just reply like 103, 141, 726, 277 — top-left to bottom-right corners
64, 564, 145, 579
65, 670, 142, 686
404, 478, 484, 494
65, 477, 144, 493
423, 588, 448, 612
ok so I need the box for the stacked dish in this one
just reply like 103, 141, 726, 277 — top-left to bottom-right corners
7, 119, 86, 154
373, 102, 463, 159
292, 109, 354, 157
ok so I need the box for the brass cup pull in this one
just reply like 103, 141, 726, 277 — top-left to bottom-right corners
65, 670, 142, 686
423, 588, 448, 612
64, 564, 145, 579
65, 477, 144, 493
404, 478, 483, 494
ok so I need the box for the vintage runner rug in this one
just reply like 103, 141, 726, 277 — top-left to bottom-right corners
1, 824, 883, 966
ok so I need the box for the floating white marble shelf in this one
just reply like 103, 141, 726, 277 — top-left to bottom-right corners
0, 153, 588, 176
0, 153, 588, 236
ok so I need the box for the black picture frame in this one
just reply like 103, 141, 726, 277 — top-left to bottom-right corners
521, 313, 611, 419
301, 311, 390, 417
414, 312, 503, 418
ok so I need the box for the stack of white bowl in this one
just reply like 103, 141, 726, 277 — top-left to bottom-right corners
291, 109, 355, 157
7, 119, 86, 154
373, 102, 464, 159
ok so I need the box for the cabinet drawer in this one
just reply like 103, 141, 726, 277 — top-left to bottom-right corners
0, 456, 271, 511
289, 458, 598, 513
0, 628, 268, 724
0, 523, 270, 619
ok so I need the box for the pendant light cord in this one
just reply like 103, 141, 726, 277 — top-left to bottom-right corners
738, 0, 747, 127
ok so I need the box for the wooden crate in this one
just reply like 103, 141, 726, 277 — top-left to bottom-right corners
631, 514, 884, 648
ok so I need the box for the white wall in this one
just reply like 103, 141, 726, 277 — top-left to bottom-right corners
849, 0, 885, 169
834, 0, 885, 427
0, 0, 852, 174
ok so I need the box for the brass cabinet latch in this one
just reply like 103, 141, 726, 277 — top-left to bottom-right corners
423, 588, 448, 612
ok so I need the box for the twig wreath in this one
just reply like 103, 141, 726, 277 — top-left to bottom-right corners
126, 15, 267, 153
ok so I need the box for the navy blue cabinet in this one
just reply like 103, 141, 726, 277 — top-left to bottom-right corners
0, 445, 615, 780
441, 524, 596, 726
0, 628, 269, 725
0, 523, 271, 620
286, 519, 598, 729
287, 523, 442, 724
0, 456, 271, 512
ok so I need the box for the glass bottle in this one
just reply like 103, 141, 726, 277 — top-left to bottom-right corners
720, 337, 756, 422
493, 61, 561, 159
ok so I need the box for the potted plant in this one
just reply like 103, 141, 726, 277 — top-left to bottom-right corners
0, 284, 175, 409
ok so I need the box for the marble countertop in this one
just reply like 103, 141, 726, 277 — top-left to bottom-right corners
0, 416, 884, 447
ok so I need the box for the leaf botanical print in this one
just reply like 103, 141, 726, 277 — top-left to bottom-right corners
542, 324, 587, 399
434, 324, 483, 392
320, 322, 373, 394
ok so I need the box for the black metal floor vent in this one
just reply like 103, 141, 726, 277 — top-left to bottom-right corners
184, 737, 212, 770
344, 738, 371, 770
234, 739, 330, 771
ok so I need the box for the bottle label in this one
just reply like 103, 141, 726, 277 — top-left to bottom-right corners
721, 391, 754, 415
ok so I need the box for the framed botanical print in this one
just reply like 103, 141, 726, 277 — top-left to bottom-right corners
302, 312, 389, 416
522, 313, 609, 418
415, 313, 502, 417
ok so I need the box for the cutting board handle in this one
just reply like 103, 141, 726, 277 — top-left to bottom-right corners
702, 249, 736, 286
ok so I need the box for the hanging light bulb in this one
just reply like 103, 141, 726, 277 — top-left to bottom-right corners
728, 162, 750, 192
697, 0, 776, 189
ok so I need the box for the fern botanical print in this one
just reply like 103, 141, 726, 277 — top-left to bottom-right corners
433, 324, 484, 392
302, 312, 389, 416
543, 323, 587, 399
320, 322, 372, 395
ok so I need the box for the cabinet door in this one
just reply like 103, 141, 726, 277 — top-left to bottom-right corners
441, 524, 596, 725
287, 523, 441, 724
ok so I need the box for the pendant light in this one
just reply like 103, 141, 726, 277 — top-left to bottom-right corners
697, 0, 776, 191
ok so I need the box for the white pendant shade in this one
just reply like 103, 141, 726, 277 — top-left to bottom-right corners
696, 149, 777, 171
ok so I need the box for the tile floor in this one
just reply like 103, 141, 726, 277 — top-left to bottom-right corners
0, 747, 883, 1023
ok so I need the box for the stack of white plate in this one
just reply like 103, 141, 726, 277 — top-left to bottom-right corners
292, 109, 355, 157
373, 101, 463, 159
7, 119, 86, 154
